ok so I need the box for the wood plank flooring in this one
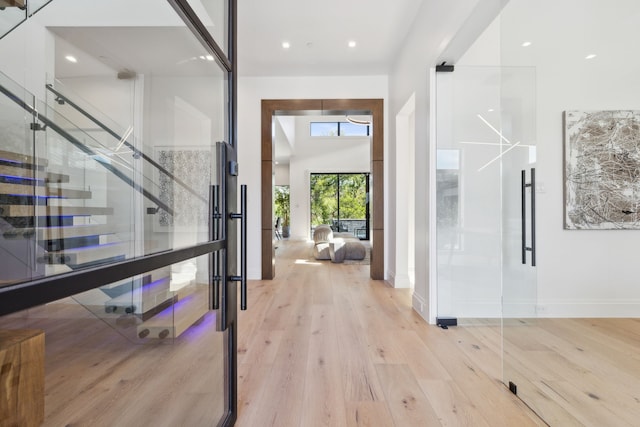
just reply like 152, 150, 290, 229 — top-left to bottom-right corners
0, 287, 226, 426
463, 317, 640, 427
236, 239, 544, 426
2, 238, 635, 425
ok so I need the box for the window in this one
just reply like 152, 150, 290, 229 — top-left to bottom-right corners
310, 173, 370, 240
310, 121, 370, 137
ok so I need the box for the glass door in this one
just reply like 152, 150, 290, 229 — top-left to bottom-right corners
435, 66, 503, 321
435, 64, 537, 399
310, 173, 369, 239
500, 67, 538, 404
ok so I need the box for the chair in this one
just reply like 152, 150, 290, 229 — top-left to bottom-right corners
275, 217, 283, 240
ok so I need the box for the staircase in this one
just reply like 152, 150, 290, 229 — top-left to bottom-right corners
0, 146, 209, 341
0, 148, 122, 270
0, 57, 213, 339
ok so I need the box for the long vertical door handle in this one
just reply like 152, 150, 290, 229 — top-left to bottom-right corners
521, 170, 527, 264
521, 168, 537, 267
210, 184, 221, 310
530, 168, 536, 267
230, 184, 247, 310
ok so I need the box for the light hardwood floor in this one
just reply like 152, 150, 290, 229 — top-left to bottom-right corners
467, 317, 640, 427
236, 239, 544, 426
1, 285, 227, 426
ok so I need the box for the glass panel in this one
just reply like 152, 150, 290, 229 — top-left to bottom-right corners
309, 173, 369, 238
500, 66, 537, 410
185, 0, 229, 57
339, 122, 369, 136
27, 0, 52, 16
274, 184, 289, 238
0, 253, 227, 425
0, 0, 26, 40
338, 174, 368, 239
310, 122, 338, 137
0, 71, 40, 285
436, 67, 503, 321
310, 173, 338, 234
0, 2, 228, 281
498, 1, 640, 425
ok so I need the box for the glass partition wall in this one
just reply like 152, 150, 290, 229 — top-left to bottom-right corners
0, 1, 239, 426
437, 0, 640, 425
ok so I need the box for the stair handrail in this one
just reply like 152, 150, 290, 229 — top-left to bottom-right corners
45, 84, 208, 205
0, 80, 174, 215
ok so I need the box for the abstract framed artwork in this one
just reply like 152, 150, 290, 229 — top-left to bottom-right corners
564, 110, 640, 229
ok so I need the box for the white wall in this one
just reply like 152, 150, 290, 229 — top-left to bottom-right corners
387, 0, 499, 323
237, 75, 388, 279
274, 164, 290, 186
452, 0, 640, 317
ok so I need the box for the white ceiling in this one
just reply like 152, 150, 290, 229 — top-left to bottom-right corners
237, 0, 424, 76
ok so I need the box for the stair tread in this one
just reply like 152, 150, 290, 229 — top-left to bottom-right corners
45, 241, 128, 265
137, 285, 208, 339
0, 165, 69, 183
106, 277, 171, 304
37, 224, 116, 240
0, 182, 91, 199
0, 149, 48, 167
0, 205, 114, 217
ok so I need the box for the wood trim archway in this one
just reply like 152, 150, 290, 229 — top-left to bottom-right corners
261, 98, 384, 280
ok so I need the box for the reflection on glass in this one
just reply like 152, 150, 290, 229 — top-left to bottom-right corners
435, 67, 503, 320
0, 253, 226, 424
185, 0, 229, 56
0, 1, 26, 40
436, 149, 460, 251
27, 0, 52, 16
0, 2, 228, 286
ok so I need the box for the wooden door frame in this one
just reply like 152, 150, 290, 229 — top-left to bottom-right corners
261, 98, 384, 280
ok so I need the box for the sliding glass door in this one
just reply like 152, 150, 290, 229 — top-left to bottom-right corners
310, 173, 369, 239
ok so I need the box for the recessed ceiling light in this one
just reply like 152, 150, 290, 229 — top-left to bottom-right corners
205, 55, 214, 61
521, 41, 532, 47
348, 40, 357, 48
488, 108, 495, 112
282, 41, 290, 49
585, 54, 597, 60
65, 55, 77, 63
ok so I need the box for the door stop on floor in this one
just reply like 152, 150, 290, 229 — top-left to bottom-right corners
436, 317, 457, 329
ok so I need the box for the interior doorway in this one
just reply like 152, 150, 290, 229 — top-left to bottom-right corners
260, 99, 384, 280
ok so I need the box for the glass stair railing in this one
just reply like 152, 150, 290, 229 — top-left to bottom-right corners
0, 70, 213, 342
46, 81, 207, 206
0, 0, 52, 40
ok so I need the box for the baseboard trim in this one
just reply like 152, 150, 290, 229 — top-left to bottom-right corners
412, 292, 430, 323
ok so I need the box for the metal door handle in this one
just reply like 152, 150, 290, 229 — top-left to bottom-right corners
230, 184, 247, 310
521, 168, 536, 267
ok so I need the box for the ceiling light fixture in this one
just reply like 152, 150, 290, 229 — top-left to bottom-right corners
346, 116, 371, 125
65, 55, 77, 63
585, 54, 597, 60
521, 41, 532, 47
348, 40, 357, 48
282, 41, 290, 49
